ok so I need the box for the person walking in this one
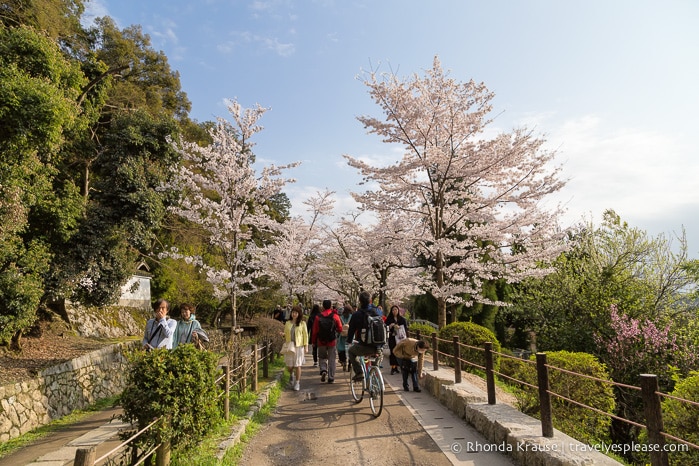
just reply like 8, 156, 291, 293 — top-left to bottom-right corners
393, 338, 429, 392
284, 305, 309, 391
307, 304, 321, 367
312, 299, 343, 383
142, 299, 177, 350
385, 305, 408, 374
336, 303, 353, 371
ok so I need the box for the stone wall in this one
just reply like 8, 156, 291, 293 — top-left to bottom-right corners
0, 341, 138, 443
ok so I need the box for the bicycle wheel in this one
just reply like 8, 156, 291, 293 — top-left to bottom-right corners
349, 365, 364, 403
368, 368, 384, 417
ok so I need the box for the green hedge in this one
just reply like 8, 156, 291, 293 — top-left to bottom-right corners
437, 321, 501, 372
516, 351, 615, 447
657, 372, 699, 465
408, 322, 438, 340
119, 344, 223, 449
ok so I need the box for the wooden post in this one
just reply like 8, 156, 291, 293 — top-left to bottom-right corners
640, 374, 669, 466
156, 441, 170, 466
452, 335, 461, 384
224, 365, 230, 421
74, 447, 95, 466
484, 342, 496, 405
252, 343, 259, 391
431, 332, 439, 371
241, 353, 248, 392
536, 352, 554, 437
263, 339, 269, 379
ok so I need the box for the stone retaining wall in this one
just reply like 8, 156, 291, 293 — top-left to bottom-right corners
422, 361, 622, 465
0, 341, 138, 443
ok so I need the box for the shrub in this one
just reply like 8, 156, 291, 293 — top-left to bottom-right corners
658, 372, 699, 465
498, 348, 530, 381
437, 321, 501, 372
119, 344, 222, 450
249, 317, 285, 354
408, 322, 438, 340
517, 351, 615, 446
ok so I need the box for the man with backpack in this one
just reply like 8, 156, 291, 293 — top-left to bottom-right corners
347, 291, 386, 381
312, 299, 343, 383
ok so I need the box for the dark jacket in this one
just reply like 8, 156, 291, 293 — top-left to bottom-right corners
347, 305, 380, 347
385, 313, 408, 341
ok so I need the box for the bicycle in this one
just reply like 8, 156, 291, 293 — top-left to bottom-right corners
349, 347, 384, 417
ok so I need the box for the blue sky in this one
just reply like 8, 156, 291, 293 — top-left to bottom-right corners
85, 0, 699, 256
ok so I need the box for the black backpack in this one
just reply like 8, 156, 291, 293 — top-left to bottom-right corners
317, 314, 337, 342
361, 311, 386, 345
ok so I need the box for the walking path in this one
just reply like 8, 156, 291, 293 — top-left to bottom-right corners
0, 406, 127, 466
0, 352, 517, 465
383, 366, 516, 465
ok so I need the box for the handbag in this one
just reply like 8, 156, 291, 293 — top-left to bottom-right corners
394, 325, 407, 343
281, 340, 296, 355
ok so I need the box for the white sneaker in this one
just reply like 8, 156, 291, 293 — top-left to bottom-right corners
294, 381, 300, 391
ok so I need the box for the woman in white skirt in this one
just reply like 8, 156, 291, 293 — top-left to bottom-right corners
283, 305, 309, 391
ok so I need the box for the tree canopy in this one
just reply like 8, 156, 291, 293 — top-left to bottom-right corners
345, 56, 567, 327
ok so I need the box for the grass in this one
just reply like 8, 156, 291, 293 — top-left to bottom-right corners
0, 395, 119, 459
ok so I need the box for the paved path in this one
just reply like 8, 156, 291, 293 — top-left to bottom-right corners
0, 354, 517, 465
238, 353, 516, 466
0, 406, 127, 466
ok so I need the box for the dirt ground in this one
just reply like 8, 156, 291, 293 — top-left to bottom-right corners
0, 319, 123, 386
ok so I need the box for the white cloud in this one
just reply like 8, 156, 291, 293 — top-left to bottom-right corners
544, 115, 698, 230
263, 37, 295, 57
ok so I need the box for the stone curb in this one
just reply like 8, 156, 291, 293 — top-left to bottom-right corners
422, 362, 622, 465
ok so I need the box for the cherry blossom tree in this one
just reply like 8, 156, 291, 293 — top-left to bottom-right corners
345, 57, 567, 328
318, 211, 422, 308
162, 99, 299, 328
262, 190, 334, 308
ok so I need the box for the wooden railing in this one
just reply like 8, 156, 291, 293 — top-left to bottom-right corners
414, 330, 698, 466
74, 340, 276, 466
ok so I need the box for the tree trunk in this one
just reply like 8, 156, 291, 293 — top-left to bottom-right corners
437, 296, 447, 329
436, 250, 446, 328
10, 330, 23, 352
231, 292, 237, 329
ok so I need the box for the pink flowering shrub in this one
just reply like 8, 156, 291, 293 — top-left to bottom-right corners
594, 305, 696, 388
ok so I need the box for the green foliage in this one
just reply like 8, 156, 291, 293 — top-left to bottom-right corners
0, 241, 50, 344
515, 351, 615, 446
408, 322, 438, 339
437, 321, 501, 372
506, 210, 698, 353
246, 317, 285, 355
119, 345, 222, 449
0, 0, 87, 42
409, 293, 438, 322
0, 25, 87, 342
659, 372, 699, 465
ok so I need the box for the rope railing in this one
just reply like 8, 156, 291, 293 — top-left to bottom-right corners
75, 340, 275, 466
410, 329, 698, 466
92, 417, 162, 466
